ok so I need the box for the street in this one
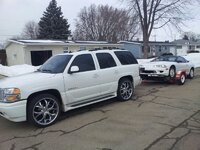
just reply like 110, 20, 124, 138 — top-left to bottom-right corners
0, 69, 200, 150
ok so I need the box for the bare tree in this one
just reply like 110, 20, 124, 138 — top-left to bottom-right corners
124, 0, 199, 58
181, 31, 200, 41
21, 21, 39, 39
73, 4, 140, 43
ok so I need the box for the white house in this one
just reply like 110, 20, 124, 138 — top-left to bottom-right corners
6, 40, 122, 66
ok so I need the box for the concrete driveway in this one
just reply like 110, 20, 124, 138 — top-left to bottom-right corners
0, 69, 200, 150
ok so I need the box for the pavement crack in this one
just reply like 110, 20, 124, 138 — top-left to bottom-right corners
144, 110, 200, 150
0, 117, 107, 144
21, 142, 43, 150
10, 143, 15, 150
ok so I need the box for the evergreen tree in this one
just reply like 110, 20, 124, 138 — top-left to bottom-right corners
38, 0, 71, 40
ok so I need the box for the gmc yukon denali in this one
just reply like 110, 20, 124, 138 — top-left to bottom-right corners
0, 50, 141, 127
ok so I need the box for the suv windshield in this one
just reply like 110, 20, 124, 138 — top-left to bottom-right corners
38, 55, 73, 73
153, 56, 177, 62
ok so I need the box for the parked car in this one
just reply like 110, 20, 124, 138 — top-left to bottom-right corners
140, 55, 195, 81
0, 50, 141, 127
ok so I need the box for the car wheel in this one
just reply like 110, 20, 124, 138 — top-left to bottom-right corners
117, 78, 133, 101
188, 68, 194, 79
178, 73, 186, 85
27, 94, 61, 127
169, 66, 176, 79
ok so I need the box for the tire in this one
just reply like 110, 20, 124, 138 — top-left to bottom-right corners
178, 73, 186, 85
117, 78, 134, 101
27, 94, 61, 127
188, 68, 194, 79
169, 66, 176, 79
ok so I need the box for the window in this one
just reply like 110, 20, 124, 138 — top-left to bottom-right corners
196, 45, 200, 48
159, 46, 162, 52
39, 55, 72, 73
176, 56, 187, 63
96, 53, 116, 69
80, 46, 86, 51
114, 51, 138, 65
70, 54, 95, 72
176, 45, 182, 49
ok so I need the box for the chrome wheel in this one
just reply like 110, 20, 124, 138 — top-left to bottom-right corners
180, 74, 185, 83
33, 98, 59, 126
119, 81, 133, 100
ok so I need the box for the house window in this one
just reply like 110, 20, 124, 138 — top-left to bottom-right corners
80, 46, 86, 51
176, 46, 182, 49
63, 50, 69, 53
159, 46, 162, 52
196, 45, 200, 48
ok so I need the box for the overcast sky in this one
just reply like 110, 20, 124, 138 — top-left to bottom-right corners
0, 0, 200, 44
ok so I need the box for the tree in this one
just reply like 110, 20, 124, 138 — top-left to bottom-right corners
21, 21, 39, 39
38, 0, 71, 40
181, 32, 200, 41
73, 4, 140, 42
124, 0, 199, 58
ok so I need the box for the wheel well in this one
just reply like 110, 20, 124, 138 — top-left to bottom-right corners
119, 76, 133, 84
27, 89, 63, 113
171, 65, 176, 69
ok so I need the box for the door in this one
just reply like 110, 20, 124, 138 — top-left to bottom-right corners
176, 56, 190, 73
31, 50, 52, 66
64, 54, 101, 105
95, 52, 119, 95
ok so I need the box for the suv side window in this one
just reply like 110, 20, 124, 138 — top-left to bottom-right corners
96, 53, 117, 69
70, 54, 95, 72
114, 51, 138, 65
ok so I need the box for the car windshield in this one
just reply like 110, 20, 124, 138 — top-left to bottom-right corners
38, 55, 73, 73
153, 56, 177, 62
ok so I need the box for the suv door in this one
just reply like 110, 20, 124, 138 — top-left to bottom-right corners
64, 54, 101, 105
95, 52, 119, 95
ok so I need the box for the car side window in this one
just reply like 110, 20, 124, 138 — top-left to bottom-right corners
70, 54, 95, 72
96, 53, 117, 69
176, 57, 186, 63
114, 51, 138, 65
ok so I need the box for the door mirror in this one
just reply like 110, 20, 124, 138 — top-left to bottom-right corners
69, 66, 79, 74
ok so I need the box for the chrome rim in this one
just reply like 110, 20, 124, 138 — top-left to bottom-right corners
181, 74, 185, 83
120, 81, 133, 100
33, 98, 59, 126
190, 69, 194, 77
170, 68, 175, 77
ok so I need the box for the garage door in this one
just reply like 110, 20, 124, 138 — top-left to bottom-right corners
31, 50, 52, 66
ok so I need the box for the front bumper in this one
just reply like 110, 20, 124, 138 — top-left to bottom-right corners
0, 100, 27, 122
140, 68, 169, 78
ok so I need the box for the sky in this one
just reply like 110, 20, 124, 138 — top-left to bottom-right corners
0, 0, 200, 45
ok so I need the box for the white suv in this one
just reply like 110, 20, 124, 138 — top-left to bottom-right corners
0, 50, 141, 127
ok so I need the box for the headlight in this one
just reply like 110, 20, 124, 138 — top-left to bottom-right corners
0, 88, 21, 103
155, 65, 167, 68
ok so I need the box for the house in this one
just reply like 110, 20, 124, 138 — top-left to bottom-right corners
5, 40, 122, 66
119, 41, 176, 58
171, 39, 200, 56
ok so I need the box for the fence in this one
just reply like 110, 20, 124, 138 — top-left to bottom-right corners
0, 50, 7, 65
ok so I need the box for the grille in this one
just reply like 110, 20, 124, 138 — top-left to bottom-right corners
140, 69, 156, 74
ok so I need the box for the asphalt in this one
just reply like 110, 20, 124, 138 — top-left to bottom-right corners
0, 69, 200, 150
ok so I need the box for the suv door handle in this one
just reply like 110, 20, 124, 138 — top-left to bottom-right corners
93, 74, 99, 78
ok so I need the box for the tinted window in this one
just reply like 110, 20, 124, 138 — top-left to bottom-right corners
114, 51, 138, 65
39, 55, 72, 73
96, 53, 117, 69
70, 54, 95, 72
154, 56, 177, 62
176, 56, 187, 63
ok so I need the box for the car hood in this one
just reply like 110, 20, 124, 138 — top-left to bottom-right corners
140, 61, 175, 68
0, 72, 56, 88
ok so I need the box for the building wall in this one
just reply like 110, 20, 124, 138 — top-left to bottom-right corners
6, 43, 25, 66
176, 45, 188, 56
121, 43, 142, 58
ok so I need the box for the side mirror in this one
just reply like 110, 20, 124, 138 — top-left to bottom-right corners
69, 66, 79, 74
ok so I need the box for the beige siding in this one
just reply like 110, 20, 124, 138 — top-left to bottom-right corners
6, 43, 25, 66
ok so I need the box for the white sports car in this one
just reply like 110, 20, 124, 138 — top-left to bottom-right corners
140, 55, 195, 81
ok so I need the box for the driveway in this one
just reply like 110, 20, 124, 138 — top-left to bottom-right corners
0, 69, 200, 150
